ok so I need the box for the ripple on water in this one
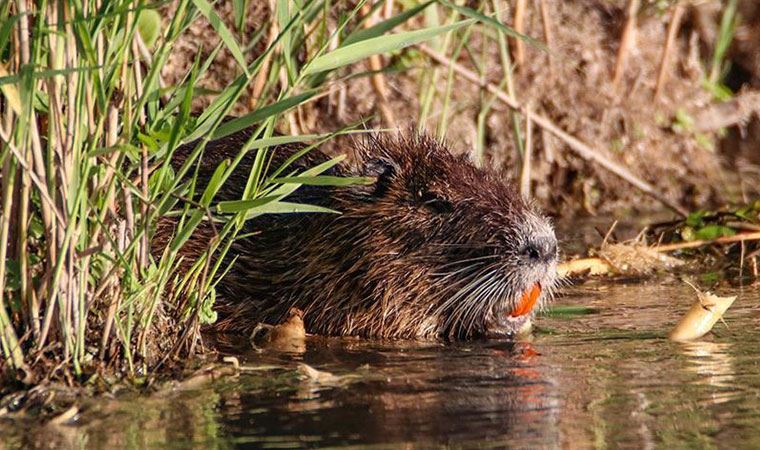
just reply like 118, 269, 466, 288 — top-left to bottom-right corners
3, 281, 760, 449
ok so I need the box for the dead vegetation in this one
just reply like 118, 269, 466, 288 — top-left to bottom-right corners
162, 0, 760, 217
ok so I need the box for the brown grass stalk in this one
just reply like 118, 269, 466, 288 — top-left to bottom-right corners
362, 3, 396, 127
538, 0, 553, 73
612, 0, 641, 91
512, 0, 527, 68
519, 106, 533, 198
420, 44, 688, 217
655, 1, 686, 99
655, 232, 760, 253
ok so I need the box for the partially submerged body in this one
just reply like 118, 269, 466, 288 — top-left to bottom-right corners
157, 130, 559, 339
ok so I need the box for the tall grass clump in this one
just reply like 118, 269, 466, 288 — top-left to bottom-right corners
0, 0, 487, 387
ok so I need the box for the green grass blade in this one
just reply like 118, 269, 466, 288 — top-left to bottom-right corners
211, 91, 317, 139
304, 19, 476, 75
216, 195, 282, 213
245, 201, 339, 216
272, 175, 374, 186
233, 0, 247, 31
190, 0, 250, 77
440, 1, 546, 51
200, 159, 230, 205
342, 1, 434, 47
169, 210, 205, 253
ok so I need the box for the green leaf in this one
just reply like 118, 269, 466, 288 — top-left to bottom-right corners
212, 91, 317, 139
267, 155, 347, 199
0, 12, 21, 55
136, 8, 162, 48
233, 0, 246, 31
694, 225, 736, 241
216, 195, 281, 214
304, 19, 476, 75
200, 159, 230, 205
170, 210, 205, 253
0, 66, 102, 86
273, 175, 374, 186
544, 305, 599, 318
342, 1, 435, 47
439, 1, 546, 50
685, 211, 708, 228
248, 134, 324, 149
277, 0, 296, 82
245, 201, 339, 216
199, 289, 218, 325
191, 0, 250, 77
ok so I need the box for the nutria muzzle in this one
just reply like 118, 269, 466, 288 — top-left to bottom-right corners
157, 130, 559, 340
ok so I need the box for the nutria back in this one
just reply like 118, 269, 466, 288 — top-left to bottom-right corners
158, 130, 559, 339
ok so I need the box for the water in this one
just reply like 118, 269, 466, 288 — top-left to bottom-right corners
3, 278, 760, 449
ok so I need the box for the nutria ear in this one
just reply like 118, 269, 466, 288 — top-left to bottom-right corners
362, 158, 397, 198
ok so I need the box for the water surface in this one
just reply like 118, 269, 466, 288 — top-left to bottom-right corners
3, 280, 760, 449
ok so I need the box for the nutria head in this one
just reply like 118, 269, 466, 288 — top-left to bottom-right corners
329, 133, 558, 338
171, 130, 559, 340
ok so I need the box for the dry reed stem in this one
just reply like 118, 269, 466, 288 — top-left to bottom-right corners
612, 0, 641, 91
419, 45, 688, 217
692, 90, 760, 132
383, 0, 394, 19
0, 160, 25, 369
538, 0, 553, 73
250, 0, 278, 110
16, 0, 33, 335
655, 1, 686, 99
362, 3, 396, 127
655, 231, 760, 252
0, 135, 65, 224
519, 106, 533, 197
512, 0, 527, 68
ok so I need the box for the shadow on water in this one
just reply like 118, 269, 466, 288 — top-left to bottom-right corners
3, 281, 760, 449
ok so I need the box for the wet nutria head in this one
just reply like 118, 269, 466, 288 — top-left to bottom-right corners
166, 130, 559, 339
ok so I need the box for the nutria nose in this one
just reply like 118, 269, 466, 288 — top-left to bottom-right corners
520, 236, 557, 264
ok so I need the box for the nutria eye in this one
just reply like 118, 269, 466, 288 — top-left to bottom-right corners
420, 191, 453, 214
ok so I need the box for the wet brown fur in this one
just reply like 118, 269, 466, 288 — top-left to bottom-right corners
156, 129, 558, 340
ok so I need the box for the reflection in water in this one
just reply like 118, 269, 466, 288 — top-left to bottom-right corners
680, 341, 738, 404
219, 340, 562, 448
2, 282, 760, 449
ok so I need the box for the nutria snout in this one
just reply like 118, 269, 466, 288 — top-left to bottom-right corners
159, 130, 559, 339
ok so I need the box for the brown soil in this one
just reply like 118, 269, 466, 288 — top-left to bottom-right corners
160, 0, 760, 217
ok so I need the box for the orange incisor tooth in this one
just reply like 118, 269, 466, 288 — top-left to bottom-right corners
509, 283, 542, 317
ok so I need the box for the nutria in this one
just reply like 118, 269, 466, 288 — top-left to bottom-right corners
156, 128, 559, 339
